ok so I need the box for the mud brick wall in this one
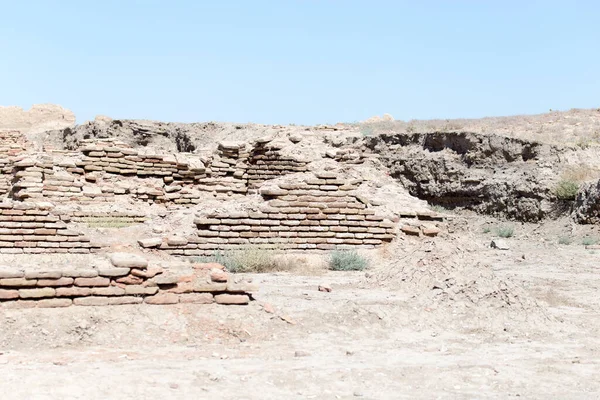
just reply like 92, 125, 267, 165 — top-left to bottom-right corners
158, 172, 396, 256
0, 130, 29, 156
78, 145, 207, 182
0, 202, 99, 254
247, 140, 309, 188
0, 254, 255, 308
326, 148, 366, 164
0, 157, 12, 197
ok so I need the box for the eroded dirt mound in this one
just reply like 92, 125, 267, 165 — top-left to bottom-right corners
360, 131, 599, 221
367, 237, 551, 331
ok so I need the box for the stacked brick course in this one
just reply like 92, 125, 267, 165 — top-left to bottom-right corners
0, 202, 99, 254
78, 143, 207, 182
0, 253, 255, 308
158, 172, 397, 255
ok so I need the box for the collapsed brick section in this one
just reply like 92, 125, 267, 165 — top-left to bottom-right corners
0, 254, 256, 308
0, 130, 29, 198
157, 172, 396, 256
203, 141, 250, 194
0, 202, 100, 254
0, 158, 11, 197
0, 130, 29, 156
247, 139, 309, 188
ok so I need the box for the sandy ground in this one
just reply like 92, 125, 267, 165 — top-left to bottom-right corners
1, 217, 600, 399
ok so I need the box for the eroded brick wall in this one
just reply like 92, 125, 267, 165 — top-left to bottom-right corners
157, 172, 397, 255
0, 202, 99, 254
0, 254, 255, 308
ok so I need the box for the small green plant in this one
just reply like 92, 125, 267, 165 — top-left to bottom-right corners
554, 179, 580, 200
558, 236, 572, 245
360, 126, 374, 137
495, 226, 514, 238
576, 138, 592, 150
482, 227, 491, 234
328, 250, 368, 271
430, 205, 447, 213
192, 247, 289, 273
581, 237, 598, 246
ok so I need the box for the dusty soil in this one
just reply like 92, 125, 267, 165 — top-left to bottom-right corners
1, 215, 599, 399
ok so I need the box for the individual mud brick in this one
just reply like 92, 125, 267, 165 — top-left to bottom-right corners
124, 285, 159, 296
115, 274, 144, 285
36, 298, 73, 308
74, 296, 110, 306
167, 236, 188, 246
178, 281, 226, 293
144, 293, 179, 305
74, 277, 110, 287
1, 300, 38, 309
34, 228, 56, 235
25, 271, 62, 279
215, 294, 250, 305
37, 277, 74, 287
130, 266, 164, 279
401, 226, 420, 236
314, 171, 337, 179
210, 269, 228, 282
97, 267, 130, 277
108, 296, 144, 305
19, 287, 56, 299
151, 274, 179, 285
109, 252, 148, 269
91, 287, 126, 296
137, 237, 163, 248
0, 289, 19, 300
0, 269, 24, 279
423, 227, 441, 237
179, 293, 214, 304
0, 278, 37, 287
56, 287, 92, 297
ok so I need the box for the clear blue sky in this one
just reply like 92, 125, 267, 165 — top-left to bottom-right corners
1, 1, 598, 125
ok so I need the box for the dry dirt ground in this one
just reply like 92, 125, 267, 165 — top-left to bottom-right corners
0, 216, 599, 399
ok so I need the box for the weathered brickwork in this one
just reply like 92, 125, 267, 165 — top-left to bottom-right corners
157, 172, 398, 255
0, 202, 99, 254
0, 253, 255, 308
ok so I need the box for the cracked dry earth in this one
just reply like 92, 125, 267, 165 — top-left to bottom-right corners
1, 231, 600, 399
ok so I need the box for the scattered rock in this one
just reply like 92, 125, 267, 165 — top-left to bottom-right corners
318, 283, 332, 292
294, 350, 311, 357
262, 303, 275, 314
491, 239, 510, 250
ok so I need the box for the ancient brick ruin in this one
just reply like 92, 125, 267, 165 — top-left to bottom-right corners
0, 127, 442, 308
0, 253, 256, 307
